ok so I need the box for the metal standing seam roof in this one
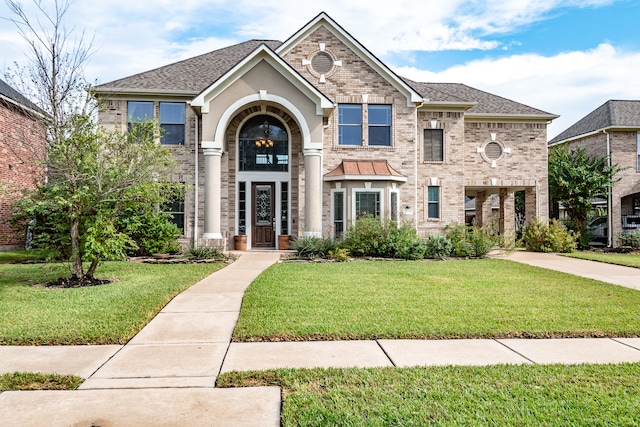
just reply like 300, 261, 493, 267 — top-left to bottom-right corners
324, 160, 406, 180
549, 100, 640, 144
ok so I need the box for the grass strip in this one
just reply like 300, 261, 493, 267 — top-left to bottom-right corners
0, 261, 224, 345
562, 251, 640, 268
218, 363, 640, 426
234, 259, 640, 341
1, 372, 83, 391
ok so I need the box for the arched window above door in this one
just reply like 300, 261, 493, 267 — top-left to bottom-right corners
239, 115, 289, 172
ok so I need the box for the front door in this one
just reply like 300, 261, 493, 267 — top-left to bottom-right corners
252, 183, 275, 248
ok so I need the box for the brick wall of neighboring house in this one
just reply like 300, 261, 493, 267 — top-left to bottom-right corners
0, 100, 46, 250
553, 131, 640, 240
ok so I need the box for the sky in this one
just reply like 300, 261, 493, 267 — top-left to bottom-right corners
1, 0, 640, 140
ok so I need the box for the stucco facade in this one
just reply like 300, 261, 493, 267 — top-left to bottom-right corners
95, 13, 556, 250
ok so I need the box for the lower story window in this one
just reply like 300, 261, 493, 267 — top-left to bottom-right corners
427, 186, 440, 219
356, 191, 380, 218
163, 196, 185, 233
333, 191, 345, 238
390, 191, 398, 222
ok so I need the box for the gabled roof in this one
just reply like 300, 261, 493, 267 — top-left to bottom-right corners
0, 77, 42, 114
324, 159, 407, 182
277, 12, 423, 106
407, 79, 557, 119
94, 40, 282, 96
191, 43, 333, 115
549, 100, 640, 145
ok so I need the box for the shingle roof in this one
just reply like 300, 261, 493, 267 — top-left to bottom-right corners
95, 40, 282, 94
0, 77, 41, 112
95, 39, 555, 119
405, 79, 555, 116
549, 100, 640, 144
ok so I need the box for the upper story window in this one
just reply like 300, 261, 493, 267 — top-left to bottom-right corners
338, 104, 362, 145
238, 115, 289, 172
636, 132, 640, 171
127, 101, 153, 130
424, 129, 444, 162
368, 105, 392, 146
159, 102, 185, 145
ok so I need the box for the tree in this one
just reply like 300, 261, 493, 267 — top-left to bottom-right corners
6, 0, 184, 283
548, 146, 623, 244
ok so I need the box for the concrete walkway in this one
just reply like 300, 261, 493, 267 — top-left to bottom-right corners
1, 251, 640, 425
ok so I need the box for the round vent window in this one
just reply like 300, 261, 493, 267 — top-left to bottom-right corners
311, 51, 334, 74
484, 141, 503, 160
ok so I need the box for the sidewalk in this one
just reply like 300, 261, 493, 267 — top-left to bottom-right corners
1, 251, 639, 425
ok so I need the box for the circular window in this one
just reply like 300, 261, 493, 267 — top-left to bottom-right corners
311, 51, 334, 74
484, 141, 503, 160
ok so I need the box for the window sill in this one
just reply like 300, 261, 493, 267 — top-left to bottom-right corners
332, 145, 395, 151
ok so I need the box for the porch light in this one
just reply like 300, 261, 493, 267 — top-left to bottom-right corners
430, 119, 438, 129
255, 119, 274, 148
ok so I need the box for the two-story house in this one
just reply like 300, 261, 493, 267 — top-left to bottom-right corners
94, 12, 557, 250
0, 78, 46, 251
549, 100, 640, 246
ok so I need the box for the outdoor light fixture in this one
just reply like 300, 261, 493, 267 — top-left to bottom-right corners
430, 119, 438, 129
255, 119, 274, 148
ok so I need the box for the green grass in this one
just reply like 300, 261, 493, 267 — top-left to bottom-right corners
0, 249, 48, 264
1, 372, 83, 391
562, 251, 640, 268
218, 363, 640, 426
233, 259, 640, 341
0, 261, 224, 345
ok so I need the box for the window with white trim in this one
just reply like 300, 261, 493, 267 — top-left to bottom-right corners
338, 104, 362, 145
427, 186, 440, 219
332, 190, 345, 238
355, 191, 381, 218
390, 191, 398, 222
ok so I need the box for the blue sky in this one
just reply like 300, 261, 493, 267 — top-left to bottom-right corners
1, 0, 640, 139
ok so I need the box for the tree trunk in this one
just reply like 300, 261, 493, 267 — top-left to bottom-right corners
86, 259, 100, 279
70, 213, 84, 279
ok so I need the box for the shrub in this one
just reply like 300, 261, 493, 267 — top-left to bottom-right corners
522, 219, 577, 253
423, 234, 453, 259
115, 207, 182, 255
327, 248, 350, 261
445, 223, 497, 258
292, 235, 339, 259
616, 230, 640, 249
342, 216, 426, 260
182, 244, 225, 260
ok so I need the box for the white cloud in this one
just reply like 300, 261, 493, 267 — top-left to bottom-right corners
395, 43, 640, 139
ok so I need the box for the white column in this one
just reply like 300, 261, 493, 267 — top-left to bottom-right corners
304, 148, 323, 237
202, 147, 222, 239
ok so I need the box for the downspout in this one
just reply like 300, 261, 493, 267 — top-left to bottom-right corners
194, 113, 200, 248
603, 129, 613, 248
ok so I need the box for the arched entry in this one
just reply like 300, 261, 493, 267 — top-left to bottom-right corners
237, 114, 290, 248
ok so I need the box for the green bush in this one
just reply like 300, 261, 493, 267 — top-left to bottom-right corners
292, 235, 339, 259
342, 216, 426, 260
445, 223, 497, 258
115, 207, 182, 256
522, 219, 577, 253
616, 230, 640, 249
423, 234, 453, 259
182, 244, 225, 260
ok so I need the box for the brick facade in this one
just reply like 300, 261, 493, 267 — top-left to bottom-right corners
0, 99, 46, 250
95, 13, 554, 248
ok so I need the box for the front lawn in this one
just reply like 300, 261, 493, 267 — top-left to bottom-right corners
233, 259, 640, 341
562, 251, 640, 268
218, 363, 640, 426
0, 261, 224, 345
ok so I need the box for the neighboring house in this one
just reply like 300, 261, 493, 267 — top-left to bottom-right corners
549, 100, 640, 246
94, 13, 557, 250
0, 78, 46, 251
